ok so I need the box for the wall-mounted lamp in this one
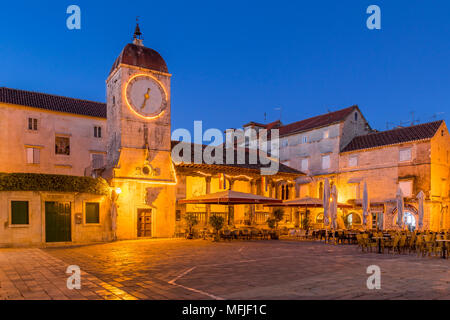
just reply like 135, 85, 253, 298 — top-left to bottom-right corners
115, 187, 122, 195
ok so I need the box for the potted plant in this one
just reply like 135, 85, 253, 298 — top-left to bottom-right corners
209, 215, 225, 242
184, 213, 198, 239
267, 208, 285, 240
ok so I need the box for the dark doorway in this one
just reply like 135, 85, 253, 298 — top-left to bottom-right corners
45, 202, 71, 242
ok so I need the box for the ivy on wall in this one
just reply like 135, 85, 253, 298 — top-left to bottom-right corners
0, 173, 110, 195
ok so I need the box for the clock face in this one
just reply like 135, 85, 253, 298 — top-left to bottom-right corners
125, 75, 167, 118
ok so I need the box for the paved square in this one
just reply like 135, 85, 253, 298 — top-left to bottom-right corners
0, 239, 449, 300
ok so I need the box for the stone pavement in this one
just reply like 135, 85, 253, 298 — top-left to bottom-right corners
0, 239, 449, 300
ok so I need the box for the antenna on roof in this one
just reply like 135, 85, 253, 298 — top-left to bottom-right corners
431, 112, 445, 120
264, 112, 267, 122
410, 111, 420, 126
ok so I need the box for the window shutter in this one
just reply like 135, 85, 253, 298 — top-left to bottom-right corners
33, 148, 40, 164
11, 201, 29, 224
26, 148, 34, 164
85, 202, 100, 224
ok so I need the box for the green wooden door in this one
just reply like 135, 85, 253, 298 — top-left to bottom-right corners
45, 202, 72, 242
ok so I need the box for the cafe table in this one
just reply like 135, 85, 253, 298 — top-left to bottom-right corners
371, 236, 389, 254
435, 239, 450, 259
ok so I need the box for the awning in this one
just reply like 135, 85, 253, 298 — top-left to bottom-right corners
178, 190, 282, 205
265, 197, 352, 208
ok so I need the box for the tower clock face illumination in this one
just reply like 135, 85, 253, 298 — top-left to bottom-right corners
125, 75, 167, 118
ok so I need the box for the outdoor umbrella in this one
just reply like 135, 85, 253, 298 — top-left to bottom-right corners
377, 212, 384, 230
265, 197, 351, 208
362, 182, 369, 229
417, 190, 425, 231
330, 184, 338, 230
323, 178, 330, 227
396, 187, 404, 228
178, 190, 282, 205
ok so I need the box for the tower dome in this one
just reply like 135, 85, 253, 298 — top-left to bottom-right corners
109, 23, 168, 75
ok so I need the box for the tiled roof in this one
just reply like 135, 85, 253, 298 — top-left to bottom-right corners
0, 87, 107, 118
243, 120, 282, 130
171, 141, 303, 176
341, 121, 444, 152
279, 106, 358, 136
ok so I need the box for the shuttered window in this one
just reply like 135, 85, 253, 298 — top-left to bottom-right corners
11, 201, 29, 225
85, 202, 100, 224
26, 147, 40, 164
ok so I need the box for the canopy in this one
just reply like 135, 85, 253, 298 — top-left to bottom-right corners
265, 197, 352, 208
178, 190, 282, 205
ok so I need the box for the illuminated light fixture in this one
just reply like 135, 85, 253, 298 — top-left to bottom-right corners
123, 73, 168, 121
115, 187, 122, 194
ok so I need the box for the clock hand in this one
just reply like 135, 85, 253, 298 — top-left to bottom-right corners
140, 88, 151, 109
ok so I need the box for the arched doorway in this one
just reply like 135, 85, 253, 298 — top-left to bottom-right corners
403, 211, 416, 231
393, 206, 418, 231
344, 212, 362, 229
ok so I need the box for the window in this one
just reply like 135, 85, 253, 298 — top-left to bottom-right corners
11, 201, 29, 225
91, 154, 104, 169
302, 136, 308, 144
354, 112, 358, 121
94, 126, 102, 138
28, 118, 38, 131
281, 139, 288, 148
323, 130, 329, 139
85, 202, 100, 224
322, 155, 331, 170
348, 155, 358, 167
176, 210, 181, 221
399, 148, 412, 162
55, 136, 70, 155
399, 180, 413, 197
318, 182, 324, 200
301, 158, 309, 172
26, 147, 40, 164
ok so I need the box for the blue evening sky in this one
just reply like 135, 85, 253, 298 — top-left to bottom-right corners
1, 1, 449, 135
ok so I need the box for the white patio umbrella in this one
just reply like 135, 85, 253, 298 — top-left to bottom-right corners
330, 184, 338, 230
396, 187, 404, 228
323, 178, 331, 227
362, 182, 369, 229
377, 212, 384, 230
111, 202, 118, 240
417, 190, 425, 231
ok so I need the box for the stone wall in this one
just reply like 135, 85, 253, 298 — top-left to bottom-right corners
0, 191, 111, 247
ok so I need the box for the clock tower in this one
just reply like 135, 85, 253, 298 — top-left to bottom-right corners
105, 24, 176, 239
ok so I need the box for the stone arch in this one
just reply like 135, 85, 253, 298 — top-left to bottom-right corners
344, 212, 362, 229
392, 204, 418, 231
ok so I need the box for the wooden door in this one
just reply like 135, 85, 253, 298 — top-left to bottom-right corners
137, 209, 152, 237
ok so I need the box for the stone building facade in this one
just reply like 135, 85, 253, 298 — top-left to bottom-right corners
0, 27, 303, 246
242, 110, 450, 231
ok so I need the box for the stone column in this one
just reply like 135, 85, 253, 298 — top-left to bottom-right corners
205, 176, 211, 226
228, 178, 235, 225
